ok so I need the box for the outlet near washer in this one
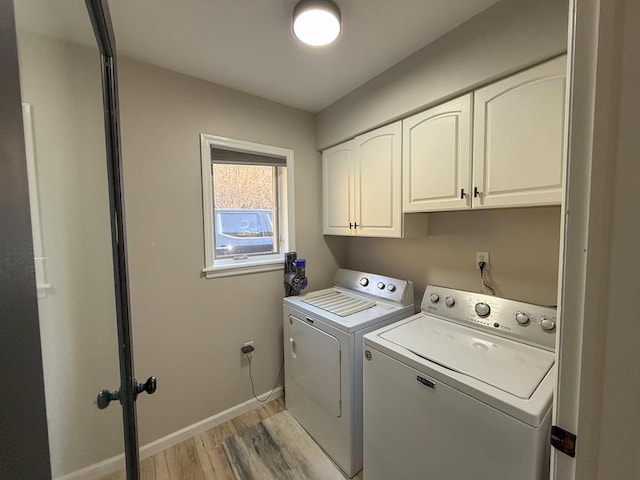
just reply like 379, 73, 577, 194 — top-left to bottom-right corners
476, 251, 490, 270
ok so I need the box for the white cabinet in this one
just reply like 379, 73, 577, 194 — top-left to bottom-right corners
403, 56, 566, 213
472, 56, 566, 208
353, 122, 402, 237
322, 140, 355, 236
403, 94, 472, 212
323, 122, 425, 237
325, 57, 566, 226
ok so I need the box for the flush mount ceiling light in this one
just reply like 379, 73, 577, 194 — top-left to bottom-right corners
292, 0, 341, 47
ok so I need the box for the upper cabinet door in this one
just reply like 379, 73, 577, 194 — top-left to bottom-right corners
354, 122, 402, 237
472, 56, 566, 209
322, 140, 355, 235
403, 94, 472, 212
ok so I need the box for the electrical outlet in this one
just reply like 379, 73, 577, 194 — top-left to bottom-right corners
476, 251, 490, 270
242, 341, 254, 357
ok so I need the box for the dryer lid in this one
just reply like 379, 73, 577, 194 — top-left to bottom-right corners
379, 314, 555, 399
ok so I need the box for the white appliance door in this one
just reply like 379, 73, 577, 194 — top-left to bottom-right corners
363, 347, 550, 480
289, 315, 341, 417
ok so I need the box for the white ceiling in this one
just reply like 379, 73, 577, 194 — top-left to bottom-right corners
15, 0, 501, 113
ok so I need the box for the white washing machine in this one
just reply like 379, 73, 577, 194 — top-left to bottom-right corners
283, 269, 414, 478
363, 285, 557, 480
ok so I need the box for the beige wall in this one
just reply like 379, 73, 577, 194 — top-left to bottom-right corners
16, 33, 124, 477
317, 0, 569, 149
344, 207, 561, 309
117, 58, 344, 446
16, 0, 567, 475
16, 30, 344, 477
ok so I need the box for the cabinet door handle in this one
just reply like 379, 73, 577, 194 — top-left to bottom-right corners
349, 222, 353, 229
473, 187, 480, 198
460, 188, 465, 199
354, 223, 358, 229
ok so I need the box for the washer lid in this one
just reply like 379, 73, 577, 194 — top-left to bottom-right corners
379, 314, 555, 399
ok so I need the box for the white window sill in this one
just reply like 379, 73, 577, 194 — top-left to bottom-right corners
202, 256, 284, 279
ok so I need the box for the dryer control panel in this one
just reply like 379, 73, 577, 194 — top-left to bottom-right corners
334, 269, 414, 306
421, 285, 557, 351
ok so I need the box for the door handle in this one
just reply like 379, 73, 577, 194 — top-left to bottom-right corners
134, 376, 157, 399
97, 387, 120, 409
97, 376, 157, 409
289, 337, 297, 358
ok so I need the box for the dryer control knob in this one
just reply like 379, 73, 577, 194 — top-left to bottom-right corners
430, 293, 440, 303
387, 284, 396, 292
475, 302, 491, 317
540, 317, 556, 331
515, 312, 530, 325
359, 277, 369, 287
445, 296, 455, 307
377, 282, 385, 289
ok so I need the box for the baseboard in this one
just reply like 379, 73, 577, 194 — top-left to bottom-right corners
56, 387, 283, 480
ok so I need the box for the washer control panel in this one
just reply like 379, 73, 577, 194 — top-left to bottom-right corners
421, 285, 557, 351
474, 302, 491, 317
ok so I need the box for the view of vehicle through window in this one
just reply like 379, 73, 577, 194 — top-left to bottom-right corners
212, 164, 277, 257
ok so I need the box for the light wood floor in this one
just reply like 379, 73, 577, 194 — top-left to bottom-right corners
100, 398, 364, 480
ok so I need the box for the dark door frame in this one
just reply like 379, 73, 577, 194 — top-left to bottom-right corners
85, 1, 141, 478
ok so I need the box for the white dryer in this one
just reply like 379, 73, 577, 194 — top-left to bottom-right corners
363, 285, 557, 480
283, 269, 414, 478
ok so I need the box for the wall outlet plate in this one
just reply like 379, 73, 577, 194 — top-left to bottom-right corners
476, 251, 490, 270
242, 341, 254, 357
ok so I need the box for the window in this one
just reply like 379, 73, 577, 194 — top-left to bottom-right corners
200, 134, 295, 278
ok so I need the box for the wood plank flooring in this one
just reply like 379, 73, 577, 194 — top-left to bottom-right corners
100, 398, 364, 480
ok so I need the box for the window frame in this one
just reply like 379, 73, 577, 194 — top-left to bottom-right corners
200, 134, 295, 279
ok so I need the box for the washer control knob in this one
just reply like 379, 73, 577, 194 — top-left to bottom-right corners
445, 296, 455, 307
377, 282, 385, 290
430, 293, 440, 303
359, 277, 369, 287
515, 312, 530, 325
387, 284, 396, 292
540, 317, 556, 331
475, 302, 491, 317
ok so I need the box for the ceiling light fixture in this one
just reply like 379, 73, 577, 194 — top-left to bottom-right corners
292, 0, 341, 47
